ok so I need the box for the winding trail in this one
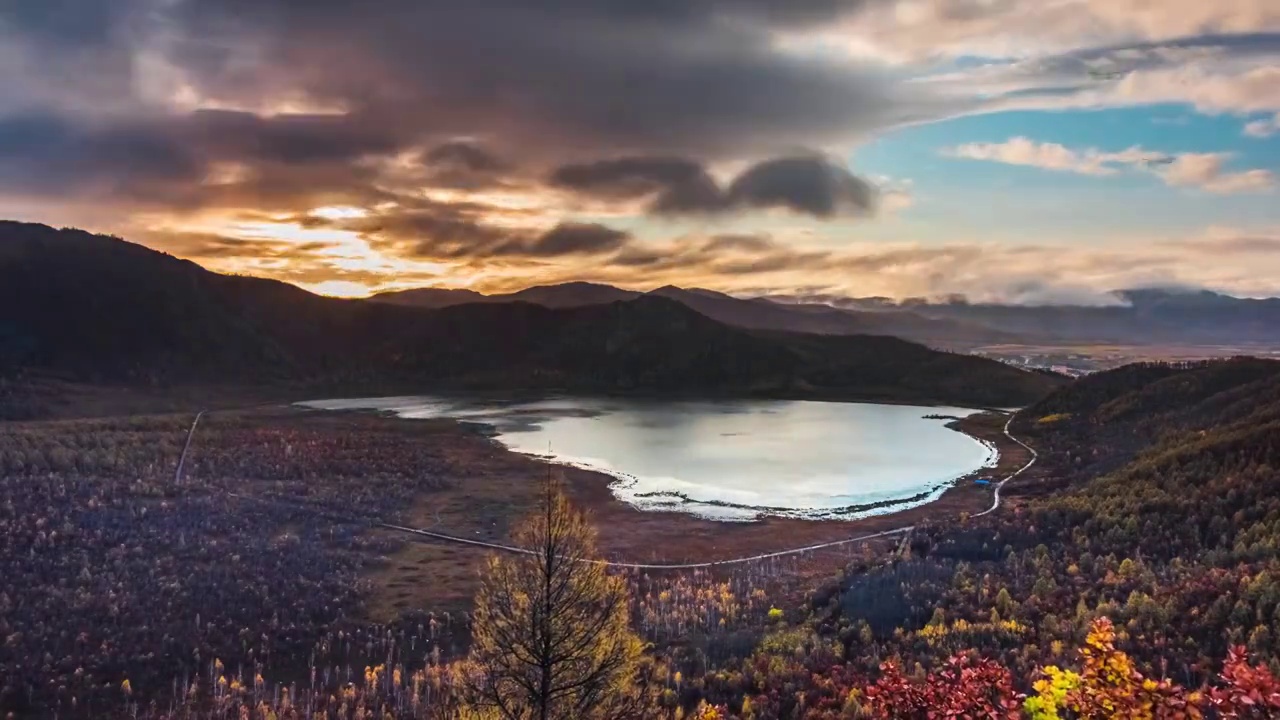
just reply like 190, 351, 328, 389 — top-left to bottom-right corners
972, 412, 1037, 518
178, 407, 1034, 570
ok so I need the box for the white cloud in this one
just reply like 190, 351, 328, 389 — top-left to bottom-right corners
1114, 63, 1280, 115
944, 138, 1275, 193
946, 136, 1168, 175
1245, 112, 1280, 137
805, 0, 1280, 62
915, 51, 1280, 124
880, 189, 915, 214
1161, 153, 1276, 193
871, 175, 916, 214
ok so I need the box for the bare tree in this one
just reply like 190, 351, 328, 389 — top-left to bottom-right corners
466, 477, 662, 719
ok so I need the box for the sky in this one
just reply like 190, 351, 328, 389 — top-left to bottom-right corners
1, 0, 1278, 304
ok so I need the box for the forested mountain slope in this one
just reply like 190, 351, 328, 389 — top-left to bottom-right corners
375, 281, 1016, 348
682, 358, 1280, 717
0, 221, 1058, 407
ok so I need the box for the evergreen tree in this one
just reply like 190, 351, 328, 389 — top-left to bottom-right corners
467, 476, 659, 719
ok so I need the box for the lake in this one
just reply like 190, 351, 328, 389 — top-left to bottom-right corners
299, 396, 997, 521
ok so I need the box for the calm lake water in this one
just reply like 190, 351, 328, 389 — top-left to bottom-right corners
299, 396, 997, 521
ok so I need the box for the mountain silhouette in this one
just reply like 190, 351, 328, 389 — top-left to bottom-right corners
0, 221, 1059, 406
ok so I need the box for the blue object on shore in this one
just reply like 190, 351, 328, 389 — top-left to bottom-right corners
974, 478, 992, 486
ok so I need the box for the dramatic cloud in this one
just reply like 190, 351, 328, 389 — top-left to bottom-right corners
423, 142, 506, 174
548, 157, 727, 214
417, 140, 511, 189
808, 0, 1280, 61
947, 137, 1276, 193
0, 0, 905, 164
549, 154, 878, 218
297, 201, 634, 263
450, 226, 1280, 302
907, 34, 1280, 129
726, 155, 878, 217
496, 223, 632, 258
1, 0, 1277, 300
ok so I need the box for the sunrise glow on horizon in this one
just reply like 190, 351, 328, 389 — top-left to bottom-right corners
2, 0, 1278, 302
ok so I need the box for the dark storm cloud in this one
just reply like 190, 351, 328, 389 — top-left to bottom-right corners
727, 155, 878, 217
0, 107, 414, 209
423, 141, 507, 174
418, 141, 511, 190
0, 113, 201, 198
156, 232, 339, 259
549, 157, 710, 198
342, 205, 515, 260
337, 202, 634, 261
550, 153, 879, 218
187, 110, 405, 165
0, 0, 907, 214
2, 0, 131, 46
492, 223, 632, 258
548, 157, 728, 214
191, 0, 898, 157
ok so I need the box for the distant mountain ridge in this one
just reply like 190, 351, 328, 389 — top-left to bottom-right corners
900, 288, 1280, 347
376, 283, 1280, 349
0, 221, 1059, 408
373, 283, 1018, 349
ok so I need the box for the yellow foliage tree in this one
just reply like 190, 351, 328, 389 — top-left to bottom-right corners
1030, 617, 1201, 720
467, 478, 660, 720
1024, 666, 1082, 720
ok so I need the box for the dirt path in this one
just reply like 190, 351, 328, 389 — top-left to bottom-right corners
177, 408, 1035, 569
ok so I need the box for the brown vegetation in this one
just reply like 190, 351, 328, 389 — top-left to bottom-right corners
467, 483, 661, 719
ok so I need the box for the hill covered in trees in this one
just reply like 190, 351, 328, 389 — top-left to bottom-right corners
0, 221, 1057, 408
374, 283, 1016, 349
659, 357, 1280, 716
6, 350, 1280, 718
378, 282, 1280, 350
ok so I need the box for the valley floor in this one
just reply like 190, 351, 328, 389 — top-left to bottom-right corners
0, 389, 1031, 716
214, 404, 1029, 619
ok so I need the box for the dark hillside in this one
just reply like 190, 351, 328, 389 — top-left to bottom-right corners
375, 281, 1019, 348
0, 221, 1059, 407
0, 223, 292, 381
1019, 357, 1280, 474
935, 358, 1280, 674
676, 357, 1280, 717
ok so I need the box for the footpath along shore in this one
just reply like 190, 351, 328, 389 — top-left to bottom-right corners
175, 406, 1036, 569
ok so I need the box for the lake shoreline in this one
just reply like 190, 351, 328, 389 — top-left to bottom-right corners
296, 398, 1027, 566
299, 395, 999, 522
259, 404, 1033, 616
548, 409, 1026, 562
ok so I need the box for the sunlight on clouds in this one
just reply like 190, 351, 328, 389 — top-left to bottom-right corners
203, 163, 253, 186
945, 138, 1276, 194
218, 220, 449, 273
223, 221, 367, 245
299, 280, 376, 297
133, 43, 350, 116
6, 0, 1276, 305
799, 0, 1280, 62
425, 189, 548, 214
141, 215, 449, 296
309, 206, 369, 220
